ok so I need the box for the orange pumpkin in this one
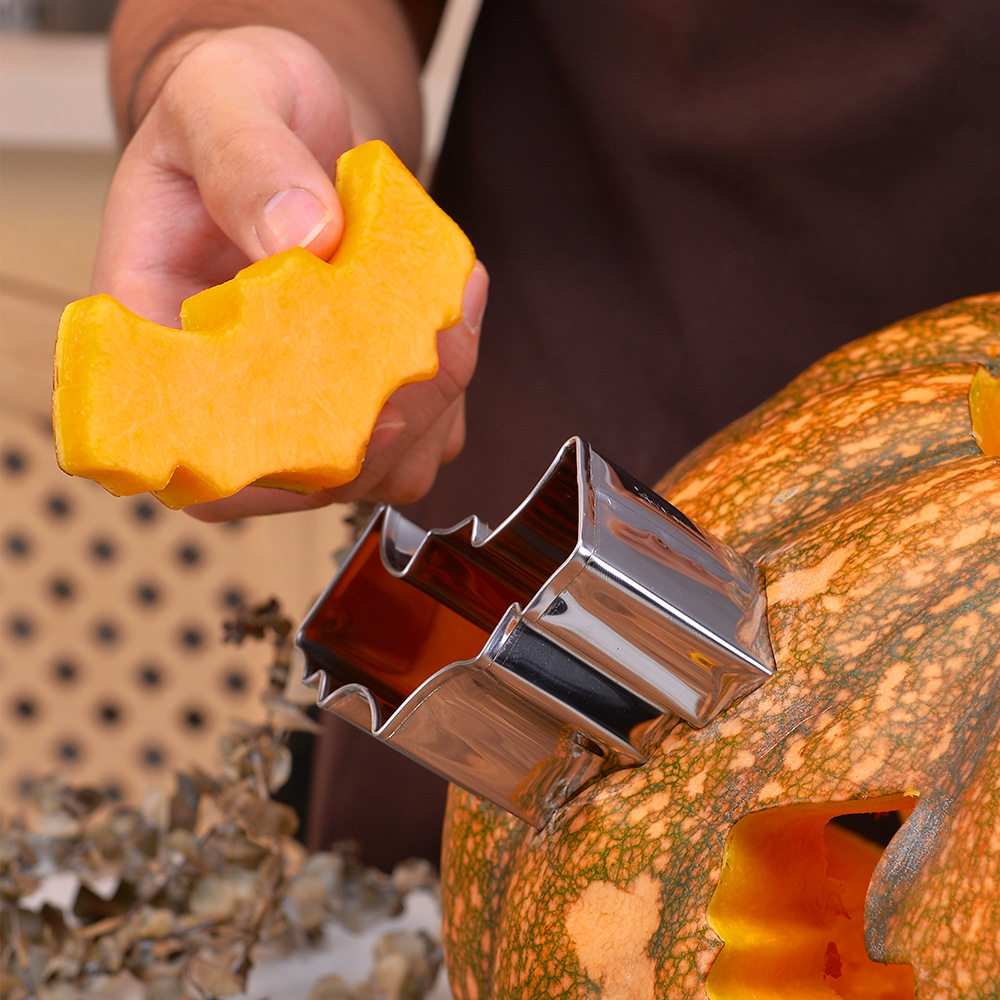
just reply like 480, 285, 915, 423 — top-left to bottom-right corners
441, 295, 1000, 998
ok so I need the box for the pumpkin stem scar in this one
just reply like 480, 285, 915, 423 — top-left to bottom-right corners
565, 872, 659, 999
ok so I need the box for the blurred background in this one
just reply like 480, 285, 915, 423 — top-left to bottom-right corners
0, 5, 346, 830
0, 0, 478, 834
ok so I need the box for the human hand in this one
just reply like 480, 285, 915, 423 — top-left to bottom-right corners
91, 25, 486, 518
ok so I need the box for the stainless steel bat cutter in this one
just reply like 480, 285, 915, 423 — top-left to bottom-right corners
297, 437, 774, 827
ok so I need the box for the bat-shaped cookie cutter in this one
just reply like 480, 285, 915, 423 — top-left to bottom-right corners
298, 438, 775, 827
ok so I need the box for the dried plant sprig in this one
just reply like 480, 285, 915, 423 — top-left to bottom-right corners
1, 599, 444, 1000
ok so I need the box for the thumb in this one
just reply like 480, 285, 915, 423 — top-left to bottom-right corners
254, 186, 338, 259
93, 29, 356, 322
167, 29, 353, 262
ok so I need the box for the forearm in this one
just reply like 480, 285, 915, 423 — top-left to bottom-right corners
109, 0, 439, 164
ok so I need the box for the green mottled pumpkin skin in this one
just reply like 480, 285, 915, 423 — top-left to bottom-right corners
441, 296, 1000, 999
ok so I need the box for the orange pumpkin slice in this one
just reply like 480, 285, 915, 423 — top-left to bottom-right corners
52, 140, 475, 508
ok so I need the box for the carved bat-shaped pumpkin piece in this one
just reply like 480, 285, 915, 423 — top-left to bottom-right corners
52, 140, 474, 508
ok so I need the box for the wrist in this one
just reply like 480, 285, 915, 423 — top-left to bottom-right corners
118, 28, 219, 137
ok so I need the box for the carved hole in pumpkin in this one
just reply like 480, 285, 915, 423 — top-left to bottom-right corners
706, 793, 917, 1000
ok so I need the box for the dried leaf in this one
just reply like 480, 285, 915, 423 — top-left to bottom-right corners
143, 976, 187, 1000
133, 906, 177, 940
140, 786, 172, 832
391, 859, 438, 897
232, 797, 299, 840
308, 973, 355, 1000
260, 691, 323, 735
188, 871, 262, 919
77, 913, 128, 941
185, 948, 248, 997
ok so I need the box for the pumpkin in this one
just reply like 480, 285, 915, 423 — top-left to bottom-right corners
52, 140, 474, 508
441, 295, 1000, 999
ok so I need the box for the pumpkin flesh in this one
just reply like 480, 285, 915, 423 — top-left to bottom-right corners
706, 796, 917, 999
970, 365, 1000, 456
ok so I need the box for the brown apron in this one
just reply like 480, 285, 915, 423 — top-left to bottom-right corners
309, 0, 1000, 869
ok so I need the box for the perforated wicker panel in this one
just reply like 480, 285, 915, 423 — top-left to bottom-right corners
0, 145, 355, 827
0, 409, 347, 822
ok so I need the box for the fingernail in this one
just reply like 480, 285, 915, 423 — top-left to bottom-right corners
257, 187, 330, 256
461, 263, 488, 337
